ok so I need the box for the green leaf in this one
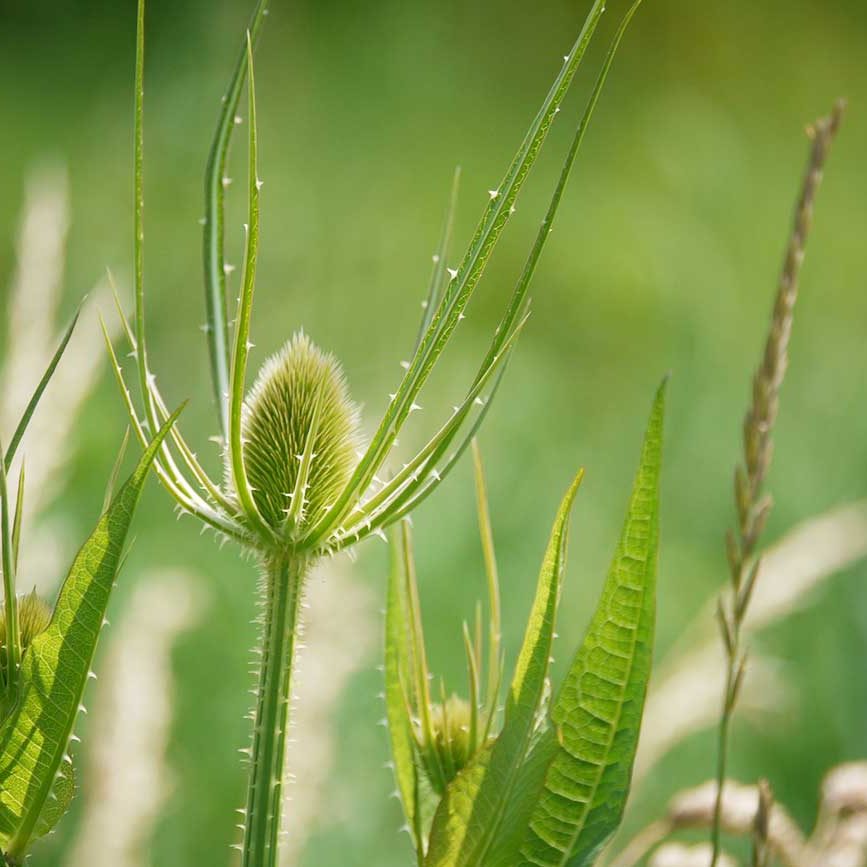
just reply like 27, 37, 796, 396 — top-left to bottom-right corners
203, 0, 269, 441
385, 526, 424, 861
519, 379, 667, 867
0, 407, 182, 858
424, 470, 584, 867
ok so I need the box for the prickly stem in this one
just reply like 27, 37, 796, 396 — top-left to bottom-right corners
241, 553, 307, 867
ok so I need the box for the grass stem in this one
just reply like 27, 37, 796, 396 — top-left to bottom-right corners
708, 99, 845, 867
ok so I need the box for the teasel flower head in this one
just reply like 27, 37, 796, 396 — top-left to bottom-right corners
230, 333, 361, 540
107, 0, 635, 563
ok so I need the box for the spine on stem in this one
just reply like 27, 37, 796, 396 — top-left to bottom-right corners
242, 553, 306, 867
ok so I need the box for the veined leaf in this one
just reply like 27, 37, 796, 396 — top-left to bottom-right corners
519, 380, 667, 867
424, 470, 584, 867
0, 408, 181, 857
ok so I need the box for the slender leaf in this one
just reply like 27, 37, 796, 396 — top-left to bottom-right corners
519, 379, 667, 867
0, 408, 182, 857
385, 527, 424, 859
3, 309, 80, 471
425, 470, 584, 867
472, 0, 647, 393
203, 0, 269, 440
306, 0, 605, 546
413, 167, 461, 355
227, 34, 272, 542
0, 440, 20, 696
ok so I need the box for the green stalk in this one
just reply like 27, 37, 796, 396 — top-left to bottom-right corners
0, 444, 20, 696
241, 553, 307, 867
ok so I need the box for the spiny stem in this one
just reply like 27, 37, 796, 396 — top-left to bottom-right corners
708, 99, 845, 867
242, 553, 307, 867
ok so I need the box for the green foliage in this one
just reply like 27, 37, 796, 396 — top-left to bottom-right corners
386, 382, 666, 867
0, 410, 180, 862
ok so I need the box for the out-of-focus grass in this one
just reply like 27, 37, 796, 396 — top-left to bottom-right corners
0, 1, 865, 864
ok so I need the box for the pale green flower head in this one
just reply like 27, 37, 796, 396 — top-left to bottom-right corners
234, 332, 360, 537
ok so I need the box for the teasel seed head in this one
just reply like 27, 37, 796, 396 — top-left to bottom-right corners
233, 332, 361, 540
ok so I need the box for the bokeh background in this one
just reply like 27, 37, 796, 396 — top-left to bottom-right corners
1, 0, 866, 864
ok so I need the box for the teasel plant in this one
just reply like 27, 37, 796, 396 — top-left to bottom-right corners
105, 0, 650, 864
708, 99, 845, 867
0, 305, 179, 865
385, 383, 666, 866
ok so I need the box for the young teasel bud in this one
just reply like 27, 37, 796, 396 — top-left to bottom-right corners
234, 332, 361, 539
419, 694, 476, 792
0, 591, 52, 676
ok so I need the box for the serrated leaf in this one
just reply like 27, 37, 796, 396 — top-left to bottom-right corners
424, 471, 584, 867
32, 758, 74, 842
519, 380, 666, 867
0, 408, 181, 857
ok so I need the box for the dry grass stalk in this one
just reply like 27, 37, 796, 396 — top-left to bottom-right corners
752, 779, 773, 867
649, 843, 737, 867
610, 780, 807, 867
709, 99, 845, 866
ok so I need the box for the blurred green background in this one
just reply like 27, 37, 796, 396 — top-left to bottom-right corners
1, 0, 866, 864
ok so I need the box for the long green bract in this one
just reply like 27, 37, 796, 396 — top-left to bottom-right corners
519, 380, 666, 867
3, 309, 79, 471
228, 35, 273, 543
203, 0, 270, 441
413, 167, 461, 355
305, 0, 605, 547
0, 408, 181, 858
384, 528, 424, 861
473, 0, 646, 392
0, 441, 20, 696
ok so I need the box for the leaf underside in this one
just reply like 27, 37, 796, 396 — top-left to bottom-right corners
519, 380, 666, 867
0, 410, 179, 856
